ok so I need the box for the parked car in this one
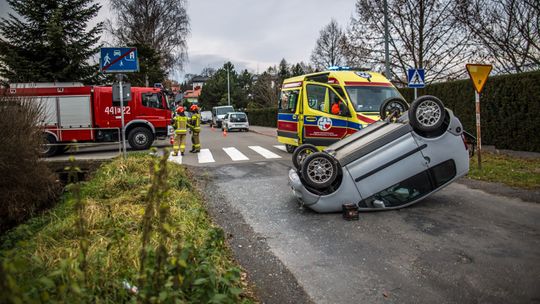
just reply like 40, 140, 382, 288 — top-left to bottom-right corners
222, 112, 249, 132
200, 111, 212, 124
288, 96, 470, 213
211, 105, 235, 128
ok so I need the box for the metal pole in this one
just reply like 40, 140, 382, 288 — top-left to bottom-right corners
475, 91, 481, 169
414, 87, 418, 100
383, 0, 390, 79
227, 65, 231, 106
118, 74, 127, 158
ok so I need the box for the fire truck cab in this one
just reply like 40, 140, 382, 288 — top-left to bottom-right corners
8, 83, 172, 156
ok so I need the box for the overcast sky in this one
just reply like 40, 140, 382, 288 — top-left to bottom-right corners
1, 0, 357, 81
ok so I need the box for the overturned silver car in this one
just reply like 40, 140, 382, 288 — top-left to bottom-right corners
289, 96, 470, 213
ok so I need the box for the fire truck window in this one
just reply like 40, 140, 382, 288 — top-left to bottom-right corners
142, 93, 163, 109
279, 90, 299, 113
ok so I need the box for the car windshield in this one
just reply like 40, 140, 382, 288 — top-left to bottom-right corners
345, 86, 402, 113
216, 106, 234, 115
229, 113, 247, 122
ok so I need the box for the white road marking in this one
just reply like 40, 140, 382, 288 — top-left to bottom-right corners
169, 152, 182, 164
197, 149, 215, 163
274, 145, 287, 152
249, 146, 282, 159
223, 147, 249, 161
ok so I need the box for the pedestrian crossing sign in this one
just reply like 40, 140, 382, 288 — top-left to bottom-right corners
466, 64, 492, 93
407, 68, 425, 88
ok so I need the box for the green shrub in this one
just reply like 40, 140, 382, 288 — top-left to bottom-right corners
0, 96, 59, 233
246, 107, 277, 127
399, 71, 540, 152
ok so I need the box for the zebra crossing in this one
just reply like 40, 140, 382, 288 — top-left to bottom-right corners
168, 145, 288, 165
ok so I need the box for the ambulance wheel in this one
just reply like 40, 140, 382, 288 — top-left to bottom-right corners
409, 95, 446, 134
285, 144, 296, 153
292, 144, 318, 170
380, 97, 408, 121
128, 127, 154, 150
42, 133, 59, 157
301, 152, 338, 189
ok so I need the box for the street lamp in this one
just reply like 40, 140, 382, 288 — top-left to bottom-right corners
383, 0, 390, 79
226, 63, 231, 106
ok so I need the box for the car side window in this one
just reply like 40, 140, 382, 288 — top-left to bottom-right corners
279, 90, 300, 113
306, 85, 328, 113
142, 93, 163, 109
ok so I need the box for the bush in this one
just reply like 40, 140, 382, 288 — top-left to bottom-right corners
399, 71, 540, 152
246, 107, 277, 127
0, 96, 59, 233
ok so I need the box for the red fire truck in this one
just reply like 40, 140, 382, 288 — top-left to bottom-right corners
7, 83, 172, 156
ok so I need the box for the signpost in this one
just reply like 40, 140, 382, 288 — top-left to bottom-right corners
100, 47, 139, 158
407, 68, 425, 99
466, 63, 492, 170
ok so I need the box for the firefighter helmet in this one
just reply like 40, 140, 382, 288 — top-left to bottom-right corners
176, 106, 184, 113
190, 104, 199, 112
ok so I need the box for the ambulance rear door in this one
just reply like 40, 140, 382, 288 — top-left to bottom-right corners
277, 84, 302, 147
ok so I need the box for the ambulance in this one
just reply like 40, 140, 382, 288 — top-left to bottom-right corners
277, 67, 405, 153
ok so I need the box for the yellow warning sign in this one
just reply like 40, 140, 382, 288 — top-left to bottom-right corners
466, 64, 492, 94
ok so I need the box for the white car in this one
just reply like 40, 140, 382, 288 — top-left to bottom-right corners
222, 112, 249, 132
289, 96, 471, 213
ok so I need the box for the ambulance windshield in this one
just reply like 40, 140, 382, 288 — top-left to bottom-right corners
345, 86, 402, 113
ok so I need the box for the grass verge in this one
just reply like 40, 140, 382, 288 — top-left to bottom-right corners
468, 152, 540, 189
0, 153, 254, 303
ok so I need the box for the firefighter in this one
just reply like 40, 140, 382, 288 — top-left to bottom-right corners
188, 104, 201, 153
172, 106, 188, 156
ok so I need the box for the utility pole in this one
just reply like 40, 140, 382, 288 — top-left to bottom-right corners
227, 63, 231, 106
383, 0, 390, 80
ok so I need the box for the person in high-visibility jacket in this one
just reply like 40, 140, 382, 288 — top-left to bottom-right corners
172, 106, 188, 156
188, 104, 201, 153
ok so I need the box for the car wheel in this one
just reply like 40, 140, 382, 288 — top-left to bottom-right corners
380, 97, 409, 121
285, 144, 296, 153
292, 144, 318, 170
42, 133, 59, 157
409, 95, 446, 133
301, 152, 338, 189
128, 127, 154, 150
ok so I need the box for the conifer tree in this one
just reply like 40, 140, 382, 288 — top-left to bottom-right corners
0, 0, 102, 83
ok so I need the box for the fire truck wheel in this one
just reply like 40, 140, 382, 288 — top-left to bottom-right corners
42, 133, 59, 157
128, 127, 154, 150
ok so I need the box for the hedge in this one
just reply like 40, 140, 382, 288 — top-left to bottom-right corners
246, 107, 278, 128
247, 71, 540, 152
399, 70, 540, 152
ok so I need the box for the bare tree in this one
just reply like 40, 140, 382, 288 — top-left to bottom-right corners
107, 0, 190, 72
346, 0, 477, 84
252, 68, 279, 108
311, 19, 346, 70
455, 0, 539, 73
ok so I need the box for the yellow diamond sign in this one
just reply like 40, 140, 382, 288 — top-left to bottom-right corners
466, 64, 492, 94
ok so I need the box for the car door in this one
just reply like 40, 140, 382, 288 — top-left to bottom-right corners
302, 82, 351, 147
277, 88, 301, 146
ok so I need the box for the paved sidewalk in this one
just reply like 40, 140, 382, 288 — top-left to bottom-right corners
249, 125, 276, 137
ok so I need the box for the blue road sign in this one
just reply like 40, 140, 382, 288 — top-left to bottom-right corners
407, 68, 425, 88
100, 47, 139, 73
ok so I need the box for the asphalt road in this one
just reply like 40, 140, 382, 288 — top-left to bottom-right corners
47, 125, 540, 303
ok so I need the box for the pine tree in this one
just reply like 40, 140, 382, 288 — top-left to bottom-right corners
0, 0, 102, 83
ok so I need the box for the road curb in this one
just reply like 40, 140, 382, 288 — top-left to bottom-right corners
458, 177, 540, 204
249, 127, 276, 138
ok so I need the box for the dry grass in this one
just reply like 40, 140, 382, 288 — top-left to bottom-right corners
468, 152, 540, 189
0, 95, 59, 232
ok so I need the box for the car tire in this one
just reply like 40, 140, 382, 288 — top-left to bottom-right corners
128, 127, 154, 150
285, 144, 296, 153
301, 152, 338, 189
409, 95, 446, 133
42, 133, 59, 157
292, 144, 318, 170
380, 97, 409, 121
